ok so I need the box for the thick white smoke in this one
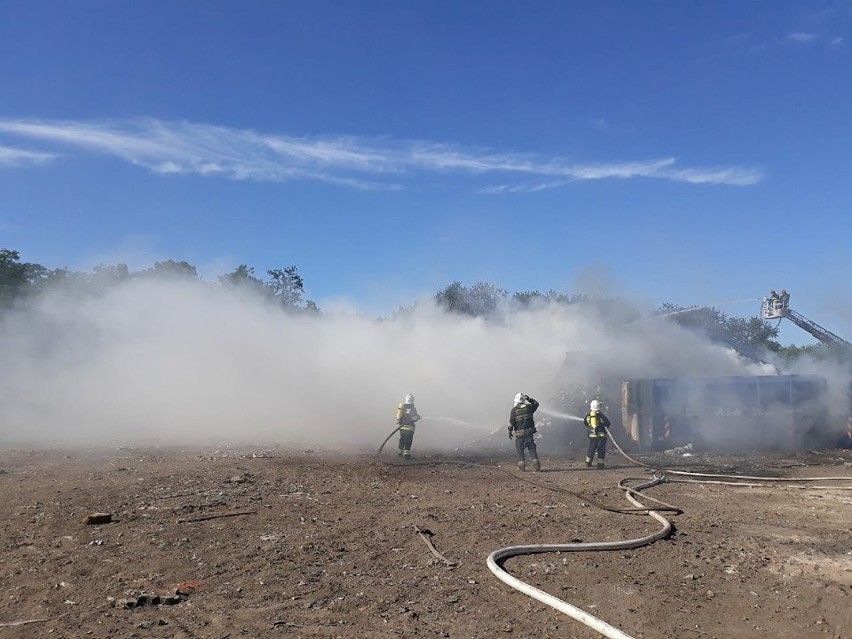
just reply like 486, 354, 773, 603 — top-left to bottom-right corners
0, 277, 836, 450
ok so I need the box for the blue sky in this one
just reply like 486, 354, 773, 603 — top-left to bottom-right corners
1, 1, 850, 344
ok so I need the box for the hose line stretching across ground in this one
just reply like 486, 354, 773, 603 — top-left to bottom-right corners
377, 424, 852, 639
486, 475, 673, 639
377, 425, 678, 639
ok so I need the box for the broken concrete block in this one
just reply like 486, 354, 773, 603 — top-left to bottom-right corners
135, 594, 161, 606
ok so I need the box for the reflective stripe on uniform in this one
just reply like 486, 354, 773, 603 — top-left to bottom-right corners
513, 429, 530, 436
400, 425, 416, 432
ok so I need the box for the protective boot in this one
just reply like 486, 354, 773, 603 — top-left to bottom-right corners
532, 458, 541, 472
585, 457, 593, 468
517, 460, 525, 471
596, 462, 605, 470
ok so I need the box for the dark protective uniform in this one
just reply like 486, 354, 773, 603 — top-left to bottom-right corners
396, 402, 421, 459
508, 396, 540, 471
584, 409, 611, 469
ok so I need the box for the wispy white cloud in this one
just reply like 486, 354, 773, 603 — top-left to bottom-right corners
0, 144, 57, 167
660, 166, 763, 186
481, 160, 764, 193
0, 117, 763, 190
787, 32, 818, 43
782, 31, 845, 48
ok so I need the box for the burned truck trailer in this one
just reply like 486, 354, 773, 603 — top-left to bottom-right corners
621, 374, 830, 452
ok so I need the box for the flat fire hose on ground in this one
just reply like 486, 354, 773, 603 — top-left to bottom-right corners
487, 429, 852, 639
486, 475, 673, 639
376, 425, 678, 638
377, 424, 852, 638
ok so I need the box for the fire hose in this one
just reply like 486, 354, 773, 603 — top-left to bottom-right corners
486, 474, 673, 639
377, 424, 679, 639
377, 424, 852, 639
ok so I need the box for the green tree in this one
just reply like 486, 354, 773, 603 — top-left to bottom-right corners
91, 263, 130, 282
659, 303, 780, 356
266, 266, 303, 307
267, 266, 318, 312
218, 264, 266, 295
219, 264, 318, 312
146, 259, 199, 279
0, 249, 47, 306
435, 281, 508, 317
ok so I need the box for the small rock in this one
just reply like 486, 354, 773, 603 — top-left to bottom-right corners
81, 513, 112, 525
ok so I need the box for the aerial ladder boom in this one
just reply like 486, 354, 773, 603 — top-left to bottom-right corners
761, 292, 852, 349
784, 309, 851, 348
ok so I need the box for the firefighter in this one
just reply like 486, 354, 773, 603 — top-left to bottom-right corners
508, 392, 541, 471
584, 399, 611, 469
768, 290, 780, 315
779, 289, 790, 310
396, 393, 421, 460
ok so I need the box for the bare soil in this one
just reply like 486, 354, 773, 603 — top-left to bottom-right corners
1, 444, 851, 639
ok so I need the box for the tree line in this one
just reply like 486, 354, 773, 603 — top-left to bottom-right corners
432, 282, 845, 365
0, 248, 840, 363
0, 248, 317, 313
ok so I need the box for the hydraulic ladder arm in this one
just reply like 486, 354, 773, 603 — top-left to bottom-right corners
762, 293, 851, 350
784, 309, 852, 348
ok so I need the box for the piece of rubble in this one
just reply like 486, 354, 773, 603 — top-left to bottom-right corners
172, 581, 203, 596
115, 592, 188, 609
81, 513, 113, 525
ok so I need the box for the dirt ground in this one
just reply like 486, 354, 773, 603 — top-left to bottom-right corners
1, 443, 851, 639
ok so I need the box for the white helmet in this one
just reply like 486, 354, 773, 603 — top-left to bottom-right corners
405, 393, 414, 404
590, 400, 601, 412
514, 392, 524, 406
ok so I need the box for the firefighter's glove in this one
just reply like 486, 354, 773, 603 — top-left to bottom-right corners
507, 429, 513, 440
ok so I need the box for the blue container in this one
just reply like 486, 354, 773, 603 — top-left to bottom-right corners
622, 375, 827, 451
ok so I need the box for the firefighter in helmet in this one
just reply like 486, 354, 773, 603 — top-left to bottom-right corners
584, 399, 611, 469
508, 392, 541, 471
779, 289, 790, 310
396, 393, 421, 460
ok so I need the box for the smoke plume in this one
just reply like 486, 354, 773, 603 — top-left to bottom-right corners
0, 276, 846, 450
